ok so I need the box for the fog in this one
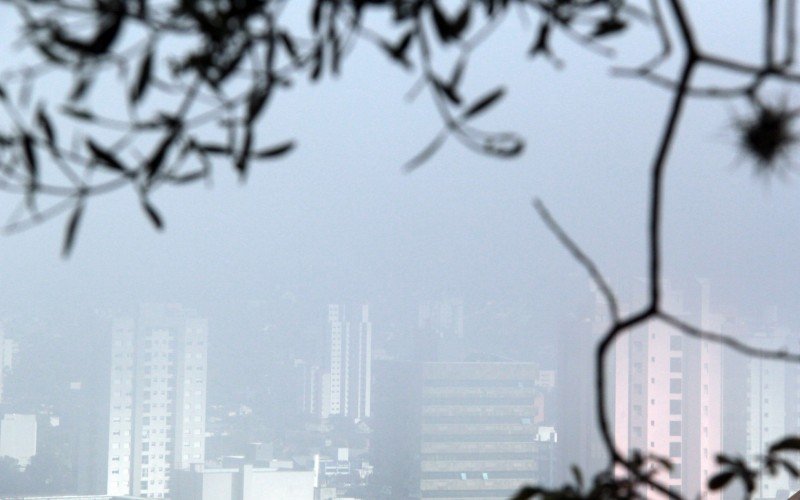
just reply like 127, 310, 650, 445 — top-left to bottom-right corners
0, 2, 798, 499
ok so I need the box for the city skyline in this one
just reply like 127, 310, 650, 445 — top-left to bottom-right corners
0, 280, 797, 499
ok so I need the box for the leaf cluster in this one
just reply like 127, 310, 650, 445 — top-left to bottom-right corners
0, 0, 633, 253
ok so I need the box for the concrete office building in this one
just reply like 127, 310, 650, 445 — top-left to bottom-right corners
106, 304, 208, 499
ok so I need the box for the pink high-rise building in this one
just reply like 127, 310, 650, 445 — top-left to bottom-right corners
612, 281, 722, 498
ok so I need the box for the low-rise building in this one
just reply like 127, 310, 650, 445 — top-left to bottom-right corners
172, 464, 315, 500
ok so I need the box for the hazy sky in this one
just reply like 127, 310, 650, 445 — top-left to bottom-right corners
0, 1, 798, 347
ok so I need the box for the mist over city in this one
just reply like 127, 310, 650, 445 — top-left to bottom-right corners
0, 1, 799, 500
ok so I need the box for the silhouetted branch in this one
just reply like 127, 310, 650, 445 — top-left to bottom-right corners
532, 198, 619, 322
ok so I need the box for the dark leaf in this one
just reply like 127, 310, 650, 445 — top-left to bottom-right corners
146, 127, 181, 180
450, 59, 466, 90
380, 31, 414, 69
593, 17, 627, 38
278, 31, 301, 66
451, 4, 471, 39
236, 128, 253, 176
142, 200, 163, 230
431, 3, 469, 43
165, 170, 206, 184
70, 75, 93, 101
463, 87, 505, 119
743, 469, 756, 493
53, 13, 123, 56
311, 0, 324, 31
62, 201, 84, 257
247, 84, 271, 125
331, 31, 342, 75
769, 436, 800, 454
707, 471, 735, 491
21, 133, 37, 181
254, 141, 295, 159
529, 22, 551, 57
130, 47, 153, 104
61, 106, 96, 121
571, 465, 583, 488
310, 44, 324, 81
778, 458, 800, 478
404, 132, 446, 172
433, 77, 461, 105
510, 486, 541, 500
483, 132, 524, 157
87, 139, 128, 173
195, 143, 231, 155
0, 84, 6, 101
36, 106, 57, 148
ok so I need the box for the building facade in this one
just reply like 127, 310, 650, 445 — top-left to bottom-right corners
730, 325, 800, 500
106, 304, 208, 499
325, 304, 372, 421
419, 362, 553, 499
612, 282, 723, 498
0, 325, 18, 404
173, 464, 315, 500
0, 413, 37, 467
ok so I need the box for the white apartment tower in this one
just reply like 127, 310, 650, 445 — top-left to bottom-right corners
741, 327, 800, 500
326, 304, 372, 421
106, 304, 208, 499
613, 281, 723, 499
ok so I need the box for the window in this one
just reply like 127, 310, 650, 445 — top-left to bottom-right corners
670, 442, 681, 458
670, 421, 681, 436
670, 335, 682, 351
670, 379, 681, 394
670, 357, 681, 373
670, 400, 681, 415
670, 464, 681, 479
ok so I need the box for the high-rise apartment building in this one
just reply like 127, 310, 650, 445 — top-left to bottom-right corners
720, 322, 800, 500
325, 304, 372, 421
106, 304, 208, 499
612, 281, 723, 498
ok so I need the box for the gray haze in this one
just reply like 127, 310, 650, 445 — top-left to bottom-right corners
0, 3, 796, 334
0, 1, 798, 497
